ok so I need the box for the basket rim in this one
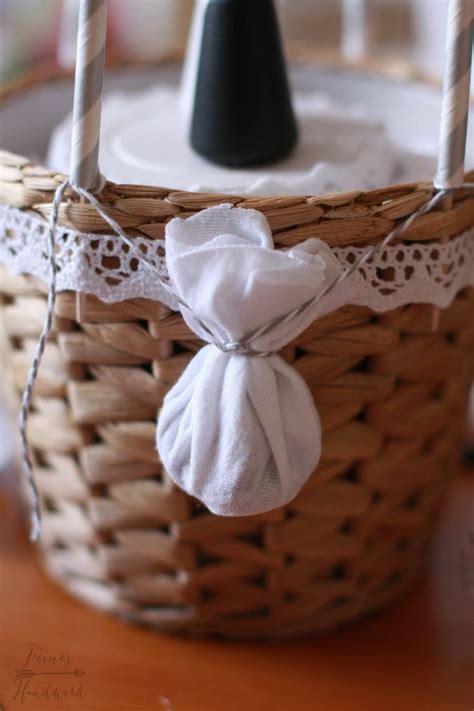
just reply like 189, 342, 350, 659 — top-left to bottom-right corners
0, 49, 448, 102
1, 56, 462, 205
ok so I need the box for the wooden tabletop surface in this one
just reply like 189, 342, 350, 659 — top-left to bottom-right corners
1, 470, 473, 711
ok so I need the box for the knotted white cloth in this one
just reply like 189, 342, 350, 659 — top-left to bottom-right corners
156, 205, 344, 516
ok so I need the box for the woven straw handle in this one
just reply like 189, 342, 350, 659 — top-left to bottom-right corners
69, 0, 473, 192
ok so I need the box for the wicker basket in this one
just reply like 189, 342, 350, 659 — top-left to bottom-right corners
1, 59, 474, 638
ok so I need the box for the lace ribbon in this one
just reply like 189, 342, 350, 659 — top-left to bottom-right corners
1, 202, 473, 314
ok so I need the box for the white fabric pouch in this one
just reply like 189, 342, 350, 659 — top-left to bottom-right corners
157, 204, 345, 516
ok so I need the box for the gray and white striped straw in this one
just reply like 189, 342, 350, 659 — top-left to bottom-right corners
69, 0, 108, 190
435, 0, 473, 190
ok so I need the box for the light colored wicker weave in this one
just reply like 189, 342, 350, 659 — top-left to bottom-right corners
1, 62, 473, 638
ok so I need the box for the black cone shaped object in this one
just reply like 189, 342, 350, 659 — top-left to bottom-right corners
190, 0, 299, 168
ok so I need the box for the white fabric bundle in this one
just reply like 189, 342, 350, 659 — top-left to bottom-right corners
157, 205, 345, 516
47, 86, 399, 197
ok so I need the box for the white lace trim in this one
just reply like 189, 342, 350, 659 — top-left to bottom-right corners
0, 205, 177, 310
0, 205, 473, 313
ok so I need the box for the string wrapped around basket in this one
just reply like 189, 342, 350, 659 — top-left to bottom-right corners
5, 175, 472, 537
0, 0, 473, 641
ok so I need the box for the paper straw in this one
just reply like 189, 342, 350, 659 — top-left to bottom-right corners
341, 0, 368, 63
69, 0, 108, 190
435, 0, 473, 190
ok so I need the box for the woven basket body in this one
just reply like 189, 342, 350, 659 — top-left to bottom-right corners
1, 70, 474, 638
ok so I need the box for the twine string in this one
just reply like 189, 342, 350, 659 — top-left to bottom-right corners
19, 180, 466, 540
244, 189, 449, 347
19, 180, 70, 541
72, 184, 220, 345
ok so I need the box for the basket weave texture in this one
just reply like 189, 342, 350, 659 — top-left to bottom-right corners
1, 147, 473, 639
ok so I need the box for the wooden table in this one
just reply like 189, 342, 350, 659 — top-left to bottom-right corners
1, 471, 473, 711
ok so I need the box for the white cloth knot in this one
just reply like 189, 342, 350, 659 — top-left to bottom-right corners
156, 204, 345, 517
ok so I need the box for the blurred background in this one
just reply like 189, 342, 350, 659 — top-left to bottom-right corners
0, 0, 466, 87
